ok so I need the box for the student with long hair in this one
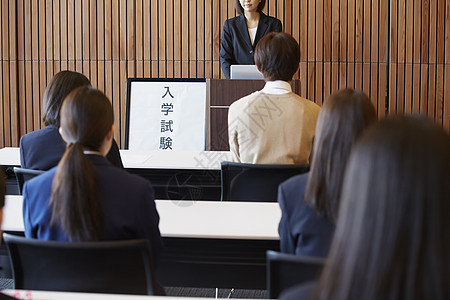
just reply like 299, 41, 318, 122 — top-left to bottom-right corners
19, 70, 123, 170
278, 89, 376, 257
23, 86, 162, 263
282, 116, 450, 299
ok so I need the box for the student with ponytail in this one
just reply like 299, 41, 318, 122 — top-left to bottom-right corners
23, 86, 162, 263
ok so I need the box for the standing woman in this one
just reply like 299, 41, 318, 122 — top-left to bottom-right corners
23, 86, 162, 264
220, 0, 282, 79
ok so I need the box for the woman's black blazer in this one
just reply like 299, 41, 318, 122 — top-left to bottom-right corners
220, 12, 282, 79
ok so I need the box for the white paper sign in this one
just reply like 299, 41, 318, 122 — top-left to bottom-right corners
128, 80, 207, 151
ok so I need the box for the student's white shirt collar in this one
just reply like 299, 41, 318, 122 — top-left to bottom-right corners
260, 80, 292, 95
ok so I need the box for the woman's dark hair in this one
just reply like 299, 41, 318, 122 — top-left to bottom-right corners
42, 71, 91, 127
313, 116, 450, 300
50, 86, 114, 241
305, 89, 376, 220
234, 0, 266, 15
254, 32, 299, 82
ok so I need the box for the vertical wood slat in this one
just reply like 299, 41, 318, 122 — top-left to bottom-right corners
212, 0, 220, 78
189, 0, 196, 77
60, 0, 68, 63
173, 0, 181, 77
2, 1, 11, 146
119, 0, 128, 141
197, 0, 205, 78
143, 0, 151, 77
181, 0, 189, 78
1, 0, 450, 147
404, 0, 413, 113
159, 0, 166, 78
0, 0, 3, 145
204, 0, 212, 78
315, 0, 323, 103
90, 0, 98, 86
9, 0, 19, 145
17, 0, 27, 134
348, 0, 355, 92
165, 0, 174, 78
97, 0, 105, 90
339, 0, 347, 90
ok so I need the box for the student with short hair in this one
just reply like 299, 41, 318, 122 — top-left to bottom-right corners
282, 116, 450, 300
228, 32, 320, 164
20, 70, 123, 170
220, 0, 282, 79
23, 86, 162, 264
278, 89, 376, 257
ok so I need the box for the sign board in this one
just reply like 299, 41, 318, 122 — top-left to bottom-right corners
125, 79, 207, 151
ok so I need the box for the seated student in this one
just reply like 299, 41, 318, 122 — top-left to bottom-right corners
281, 116, 450, 300
0, 172, 15, 300
23, 86, 162, 265
228, 32, 320, 164
278, 89, 376, 257
20, 70, 123, 170
0, 169, 5, 230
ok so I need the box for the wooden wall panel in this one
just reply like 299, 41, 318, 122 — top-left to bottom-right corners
0, 0, 449, 148
389, 0, 449, 129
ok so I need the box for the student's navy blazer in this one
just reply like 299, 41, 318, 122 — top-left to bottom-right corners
20, 125, 123, 170
278, 173, 335, 258
280, 281, 316, 300
220, 12, 282, 79
23, 154, 163, 264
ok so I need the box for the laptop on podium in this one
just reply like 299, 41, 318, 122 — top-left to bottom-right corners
230, 65, 264, 80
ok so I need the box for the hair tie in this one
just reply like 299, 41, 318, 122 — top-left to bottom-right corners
68, 141, 82, 148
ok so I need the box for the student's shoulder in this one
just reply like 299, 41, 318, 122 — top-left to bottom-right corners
103, 164, 152, 189
279, 173, 309, 204
281, 172, 309, 191
21, 128, 47, 139
291, 94, 321, 111
278, 173, 310, 220
21, 127, 63, 150
229, 91, 261, 112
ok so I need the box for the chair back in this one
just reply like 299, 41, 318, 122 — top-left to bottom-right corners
220, 161, 309, 202
3, 233, 159, 295
13, 167, 45, 195
266, 250, 325, 299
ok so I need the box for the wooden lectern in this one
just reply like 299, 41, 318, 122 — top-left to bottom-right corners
206, 79, 301, 151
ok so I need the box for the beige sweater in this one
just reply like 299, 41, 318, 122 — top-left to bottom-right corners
228, 91, 320, 164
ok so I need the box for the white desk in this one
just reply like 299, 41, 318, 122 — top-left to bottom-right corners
2, 196, 281, 289
2, 196, 281, 240
120, 150, 231, 170
3, 289, 245, 300
0, 147, 231, 170
0, 147, 19, 166
0, 147, 231, 200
